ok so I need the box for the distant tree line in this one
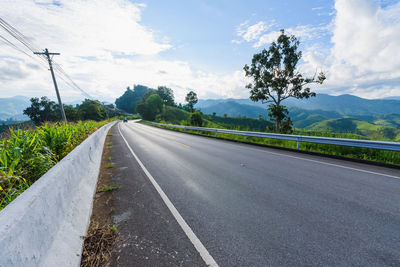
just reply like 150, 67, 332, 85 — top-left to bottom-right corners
23, 97, 123, 125
116, 84, 202, 124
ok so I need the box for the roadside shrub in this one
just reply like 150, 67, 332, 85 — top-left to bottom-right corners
0, 120, 111, 210
190, 111, 203, 126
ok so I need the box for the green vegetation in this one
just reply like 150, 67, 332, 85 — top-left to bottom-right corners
98, 184, 120, 192
205, 115, 273, 131
105, 163, 114, 169
157, 105, 189, 124
115, 85, 151, 114
136, 94, 163, 121
0, 121, 34, 138
24, 97, 123, 124
185, 91, 198, 113
306, 118, 400, 141
109, 224, 118, 232
190, 111, 203, 126
0, 120, 111, 210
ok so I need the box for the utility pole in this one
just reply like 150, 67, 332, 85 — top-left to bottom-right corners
34, 48, 67, 122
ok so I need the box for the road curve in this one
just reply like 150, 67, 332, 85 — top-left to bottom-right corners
119, 121, 400, 266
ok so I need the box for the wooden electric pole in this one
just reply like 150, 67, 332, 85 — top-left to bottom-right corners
34, 48, 67, 122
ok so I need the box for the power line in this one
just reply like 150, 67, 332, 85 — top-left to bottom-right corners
0, 34, 37, 60
0, 17, 122, 117
0, 16, 94, 100
0, 18, 39, 54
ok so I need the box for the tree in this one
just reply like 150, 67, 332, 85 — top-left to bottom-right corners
23, 97, 59, 124
185, 91, 198, 113
157, 86, 175, 106
78, 99, 105, 121
244, 29, 325, 133
136, 94, 163, 121
189, 111, 203, 126
115, 85, 150, 114
63, 105, 80, 122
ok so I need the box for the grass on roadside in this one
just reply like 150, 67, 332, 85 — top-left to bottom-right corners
97, 184, 121, 192
0, 119, 114, 211
148, 122, 400, 165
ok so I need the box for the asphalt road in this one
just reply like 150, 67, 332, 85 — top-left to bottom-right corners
119, 121, 400, 266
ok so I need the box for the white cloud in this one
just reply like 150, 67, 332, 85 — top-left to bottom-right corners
254, 25, 328, 48
238, 21, 269, 42
233, 0, 400, 99
233, 20, 328, 48
303, 0, 400, 98
232, 20, 275, 44
0, 0, 248, 103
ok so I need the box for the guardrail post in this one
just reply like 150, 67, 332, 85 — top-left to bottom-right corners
197, 130, 199, 134
216, 131, 218, 137
245, 136, 247, 141
297, 137, 300, 150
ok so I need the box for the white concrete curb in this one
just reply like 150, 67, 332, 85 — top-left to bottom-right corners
0, 121, 117, 267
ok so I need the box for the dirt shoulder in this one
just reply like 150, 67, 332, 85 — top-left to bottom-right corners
82, 123, 205, 267
81, 128, 117, 267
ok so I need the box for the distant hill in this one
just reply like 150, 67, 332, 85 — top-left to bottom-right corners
306, 118, 400, 141
0, 96, 30, 121
196, 94, 400, 116
289, 107, 342, 128
198, 101, 268, 118
197, 101, 345, 128
195, 96, 400, 140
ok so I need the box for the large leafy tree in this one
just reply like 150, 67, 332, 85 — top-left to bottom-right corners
185, 91, 198, 113
157, 86, 175, 106
136, 94, 163, 121
23, 97, 59, 124
244, 30, 325, 133
115, 85, 150, 114
77, 99, 106, 121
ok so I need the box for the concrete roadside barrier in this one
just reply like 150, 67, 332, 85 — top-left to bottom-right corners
0, 121, 117, 267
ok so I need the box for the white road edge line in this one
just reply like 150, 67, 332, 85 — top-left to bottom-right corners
144, 123, 400, 180
118, 122, 219, 267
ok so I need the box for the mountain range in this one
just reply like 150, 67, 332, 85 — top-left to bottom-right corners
0, 95, 30, 121
196, 94, 400, 116
195, 94, 400, 140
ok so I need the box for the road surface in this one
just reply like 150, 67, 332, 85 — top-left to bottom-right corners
118, 121, 400, 266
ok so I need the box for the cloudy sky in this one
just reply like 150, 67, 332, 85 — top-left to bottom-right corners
1, 0, 400, 103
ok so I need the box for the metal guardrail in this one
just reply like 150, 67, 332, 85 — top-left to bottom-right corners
151, 122, 400, 151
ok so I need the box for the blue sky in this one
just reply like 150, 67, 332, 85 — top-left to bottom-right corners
1, 0, 400, 103
140, 0, 334, 73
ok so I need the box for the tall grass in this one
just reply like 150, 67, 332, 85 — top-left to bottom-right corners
0, 120, 111, 210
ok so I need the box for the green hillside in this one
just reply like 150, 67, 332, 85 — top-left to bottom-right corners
198, 101, 268, 118
289, 107, 342, 128
205, 115, 273, 131
196, 94, 400, 116
307, 118, 400, 141
157, 105, 190, 124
